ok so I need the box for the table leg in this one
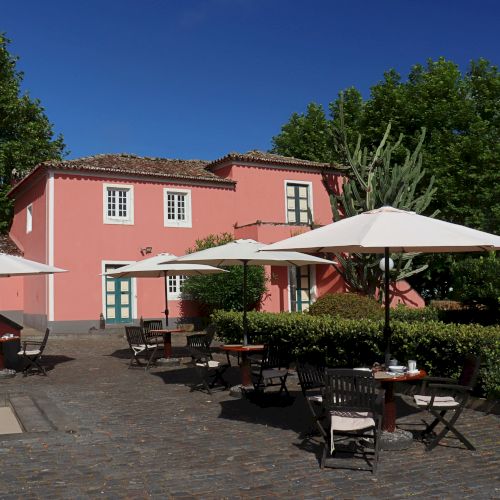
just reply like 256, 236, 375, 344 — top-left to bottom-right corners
163, 332, 172, 358
240, 352, 252, 387
382, 382, 396, 432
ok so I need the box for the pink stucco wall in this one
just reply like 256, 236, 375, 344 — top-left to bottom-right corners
53, 173, 237, 322
0, 276, 23, 312
9, 173, 49, 318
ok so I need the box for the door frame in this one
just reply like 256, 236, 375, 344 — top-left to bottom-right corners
101, 260, 137, 324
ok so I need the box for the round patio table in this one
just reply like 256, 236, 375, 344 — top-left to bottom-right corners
221, 344, 265, 388
374, 369, 427, 449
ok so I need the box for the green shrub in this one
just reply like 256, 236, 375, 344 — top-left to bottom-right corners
308, 293, 384, 320
211, 310, 500, 399
451, 253, 500, 312
392, 305, 440, 322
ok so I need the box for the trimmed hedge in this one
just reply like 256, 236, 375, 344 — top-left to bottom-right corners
308, 293, 384, 320
211, 310, 500, 399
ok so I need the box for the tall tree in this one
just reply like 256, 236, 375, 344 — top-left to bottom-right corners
272, 58, 500, 234
0, 34, 65, 231
272, 57, 500, 299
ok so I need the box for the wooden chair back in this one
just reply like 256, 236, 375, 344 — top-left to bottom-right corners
324, 368, 378, 412
125, 326, 146, 346
262, 340, 291, 370
296, 361, 325, 396
457, 354, 481, 388
39, 328, 51, 353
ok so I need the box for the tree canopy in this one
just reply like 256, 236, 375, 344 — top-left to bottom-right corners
272, 58, 499, 300
0, 34, 65, 231
272, 57, 500, 235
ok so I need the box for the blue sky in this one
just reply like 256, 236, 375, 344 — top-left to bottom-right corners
3, 0, 499, 160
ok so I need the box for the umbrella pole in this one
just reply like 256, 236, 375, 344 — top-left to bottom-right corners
383, 247, 391, 365
163, 271, 169, 328
242, 260, 248, 345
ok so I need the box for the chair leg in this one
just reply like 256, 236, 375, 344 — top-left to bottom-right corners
425, 408, 475, 451
145, 345, 158, 371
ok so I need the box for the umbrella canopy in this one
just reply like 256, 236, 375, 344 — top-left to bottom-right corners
175, 239, 334, 344
175, 239, 334, 267
264, 206, 500, 254
0, 254, 67, 277
263, 206, 500, 360
104, 253, 226, 325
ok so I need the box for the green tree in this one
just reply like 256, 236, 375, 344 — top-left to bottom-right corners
272, 57, 500, 299
181, 233, 267, 316
271, 103, 333, 162
450, 253, 500, 313
0, 34, 65, 231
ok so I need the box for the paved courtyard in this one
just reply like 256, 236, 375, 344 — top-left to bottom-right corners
0, 330, 498, 499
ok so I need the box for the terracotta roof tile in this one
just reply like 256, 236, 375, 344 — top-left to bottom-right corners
206, 150, 344, 171
0, 234, 22, 256
42, 154, 235, 185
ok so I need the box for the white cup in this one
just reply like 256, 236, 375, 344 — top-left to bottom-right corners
408, 360, 417, 372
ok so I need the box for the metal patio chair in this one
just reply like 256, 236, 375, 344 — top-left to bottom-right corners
414, 354, 481, 451
125, 326, 159, 370
320, 368, 384, 473
187, 333, 229, 394
18, 328, 51, 377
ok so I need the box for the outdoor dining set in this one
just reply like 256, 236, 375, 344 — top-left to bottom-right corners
124, 320, 480, 474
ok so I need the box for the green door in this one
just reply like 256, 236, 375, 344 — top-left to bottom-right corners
105, 265, 132, 324
289, 266, 311, 312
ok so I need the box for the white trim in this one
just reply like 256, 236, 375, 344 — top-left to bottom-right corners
163, 188, 192, 228
47, 172, 55, 322
103, 183, 134, 225
26, 204, 33, 233
101, 261, 137, 322
283, 180, 314, 224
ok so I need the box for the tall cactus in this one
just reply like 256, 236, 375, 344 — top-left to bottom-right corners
322, 96, 437, 298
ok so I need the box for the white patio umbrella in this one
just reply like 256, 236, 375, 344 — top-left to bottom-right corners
103, 253, 226, 326
0, 253, 67, 277
264, 206, 500, 359
174, 239, 334, 344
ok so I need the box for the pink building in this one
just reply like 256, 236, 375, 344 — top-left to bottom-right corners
3, 151, 422, 333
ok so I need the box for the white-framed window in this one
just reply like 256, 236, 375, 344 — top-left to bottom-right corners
164, 188, 192, 228
167, 275, 187, 300
285, 181, 313, 224
26, 204, 33, 233
103, 183, 134, 225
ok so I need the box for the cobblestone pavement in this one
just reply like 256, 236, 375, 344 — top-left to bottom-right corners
0, 331, 498, 499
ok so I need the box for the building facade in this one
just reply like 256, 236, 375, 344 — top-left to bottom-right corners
3, 151, 423, 333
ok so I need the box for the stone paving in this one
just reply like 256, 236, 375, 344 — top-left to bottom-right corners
0, 330, 498, 499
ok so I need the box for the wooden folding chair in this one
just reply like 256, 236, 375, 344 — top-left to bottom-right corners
252, 340, 292, 396
296, 360, 326, 434
187, 333, 229, 394
125, 326, 159, 370
414, 355, 480, 451
320, 368, 384, 473
18, 328, 51, 377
